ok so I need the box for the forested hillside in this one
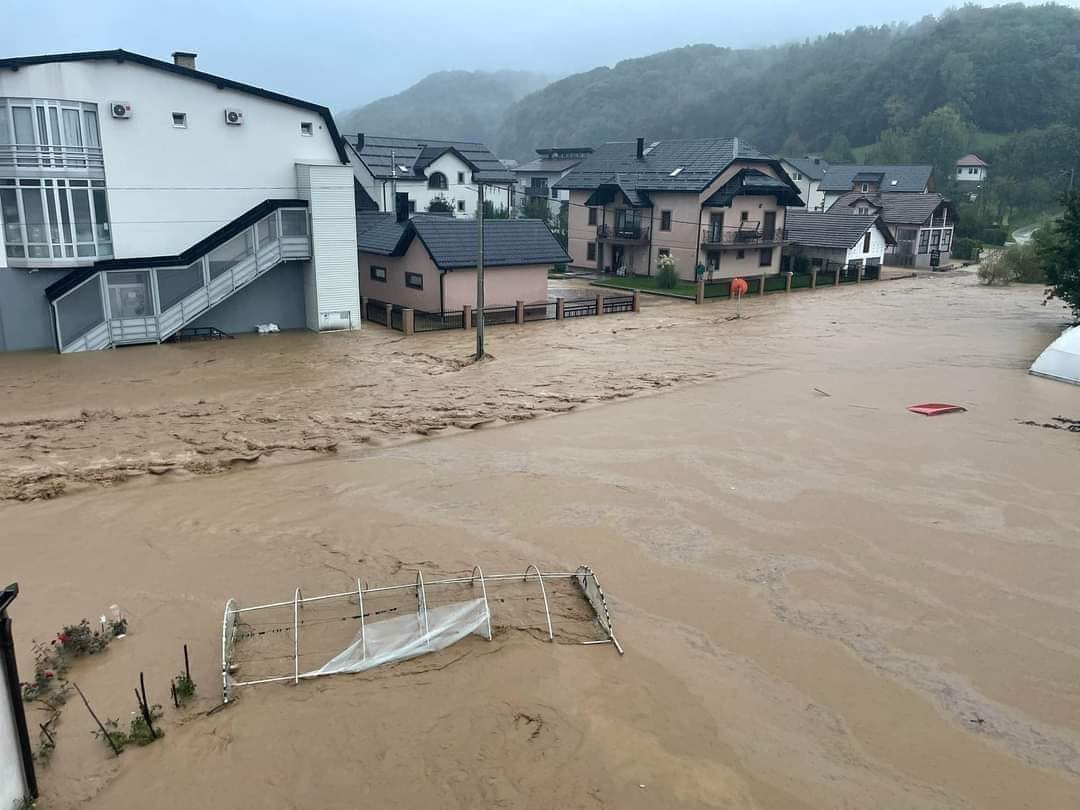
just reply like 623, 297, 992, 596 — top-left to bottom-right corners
337, 69, 550, 146
496, 4, 1080, 159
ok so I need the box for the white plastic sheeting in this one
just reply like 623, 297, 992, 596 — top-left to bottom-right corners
1031, 325, 1080, 385
305, 598, 490, 678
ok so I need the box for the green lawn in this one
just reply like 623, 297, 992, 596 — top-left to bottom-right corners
591, 275, 697, 298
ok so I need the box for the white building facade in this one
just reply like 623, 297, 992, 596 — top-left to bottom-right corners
0, 49, 359, 352
779, 157, 829, 212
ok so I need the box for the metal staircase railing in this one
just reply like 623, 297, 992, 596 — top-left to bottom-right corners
49, 203, 310, 353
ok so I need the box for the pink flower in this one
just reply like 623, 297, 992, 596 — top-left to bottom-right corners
45, 671, 54, 679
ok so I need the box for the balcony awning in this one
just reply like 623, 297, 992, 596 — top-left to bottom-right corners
703, 169, 804, 208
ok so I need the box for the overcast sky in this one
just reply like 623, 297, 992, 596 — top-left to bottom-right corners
7, 0, 1055, 112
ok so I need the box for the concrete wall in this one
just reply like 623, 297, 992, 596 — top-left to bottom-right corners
0, 268, 69, 351
442, 265, 549, 310
188, 261, 306, 334
0, 58, 343, 257
359, 241, 443, 312
0, 649, 30, 808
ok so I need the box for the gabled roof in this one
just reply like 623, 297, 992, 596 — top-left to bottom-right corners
357, 215, 570, 270
782, 156, 830, 181
584, 178, 652, 208
785, 210, 895, 249
554, 137, 776, 193
830, 191, 952, 226
0, 49, 348, 163
703, 168, 804, 208
515, 146, 594, 174
820, 164, 933, 193
956, 153, 989, 167
345, 135, 514, 183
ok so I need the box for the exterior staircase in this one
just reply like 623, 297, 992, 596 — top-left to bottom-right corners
46, 199, 311, 353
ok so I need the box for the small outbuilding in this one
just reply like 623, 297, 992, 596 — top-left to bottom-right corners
1031, 325, 1080, 386
357, 213, 570, 314
782, 210, 895, 275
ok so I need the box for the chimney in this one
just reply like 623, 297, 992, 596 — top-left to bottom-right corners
172, 51, 197, 70
636, 137, 645, 160
355, 132, 365, 151
395, 192, 410, 223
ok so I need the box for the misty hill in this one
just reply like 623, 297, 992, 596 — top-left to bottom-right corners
337, 69, 550, 147
496, 4, 1080, 158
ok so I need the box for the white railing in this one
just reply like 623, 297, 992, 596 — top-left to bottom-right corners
54, 207, 311, 353
0, 144, 106, 171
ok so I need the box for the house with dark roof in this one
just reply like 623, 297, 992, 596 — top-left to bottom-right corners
554, 136, 803, 281
819, 164, 934, 211
344, 133, 516, 219
356, 211, 569, 314
0, 49, 360, 352
513, 146, 594, 217
783, 210, 895, 274
954, 154, 989, 185
829, 191, 955, 268
779, 156, 830, 211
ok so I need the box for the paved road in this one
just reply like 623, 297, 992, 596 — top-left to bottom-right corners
1013, 222, 1039, 245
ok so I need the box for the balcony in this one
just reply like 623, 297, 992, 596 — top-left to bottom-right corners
0, 144, 105, 173
597, 222, 650, 243
701, 223, 787, 248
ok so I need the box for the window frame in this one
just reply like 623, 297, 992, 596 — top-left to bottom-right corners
172, 112, 188, 128
457, 171, 465, 184
758, 247, 773, 267
863, 230, 871, 253
370, 265, 387, 282
918, 229, 930, 254
586, 242, 597, 262
405, 271, 424, 290
587, 207, 598, 226
300, 121, 313, 136
659, 210, 672, 231
456, 199, 465, 212
427, 171, 448, 190
657, 248, 671, 258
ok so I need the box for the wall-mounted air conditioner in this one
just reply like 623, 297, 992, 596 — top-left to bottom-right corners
111, 102, 133, 119
225, 108, 244, 126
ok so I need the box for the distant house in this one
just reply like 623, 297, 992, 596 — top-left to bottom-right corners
954, 154, 989, 184
554, 137, 804, 281
1, 584, 36, 808
779, 156, 830, 211
819, 164, 934, 211
356, 212, 569, 313
513, 147, 594, 217
783, 210, 895, 274
829, 191, 955, 268
344, 134, 516, 218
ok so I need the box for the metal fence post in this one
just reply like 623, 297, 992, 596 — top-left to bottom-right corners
462, 304, 471, 329
595, 293, 604, 315
515, 300, 524, 325
402, 308, 414, 336
556, 297, 565, 320
784, 271, 793, 292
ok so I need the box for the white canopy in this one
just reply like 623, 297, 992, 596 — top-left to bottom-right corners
1031, 325, 1080, 385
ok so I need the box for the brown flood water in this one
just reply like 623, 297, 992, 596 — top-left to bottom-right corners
3, 272, 1080, 809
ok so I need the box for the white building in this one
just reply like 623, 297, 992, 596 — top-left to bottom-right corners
783, 210, 894, 275
954, 154, 989, 184
512, 146, 593, 218
779, 156, 829, 211
0, 49, 359, 352
345, 134, 516, 218
1, 584, 36, 809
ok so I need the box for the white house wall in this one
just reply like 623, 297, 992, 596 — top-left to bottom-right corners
296, 162, 359, 330
363, 151, 514, 217
845, 224, 888, 264
0, 59, 343, 257
0, 657, 28, 807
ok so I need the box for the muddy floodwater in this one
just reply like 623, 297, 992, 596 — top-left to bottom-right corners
3, 272, 1080, 809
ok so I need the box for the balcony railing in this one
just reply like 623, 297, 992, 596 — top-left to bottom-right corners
0, 144, 105, 171
701, 223, 787, 247
597, 222, 650, 242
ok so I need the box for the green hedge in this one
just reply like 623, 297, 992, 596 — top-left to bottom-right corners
952, 237, 981, 261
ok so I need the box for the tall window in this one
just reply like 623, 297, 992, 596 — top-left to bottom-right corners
863, 231, 871, 253
918, 230, 930, 254
0, 177, 111, 260
587, 207, 597, 226
660, 210, 672, 231
586, 242, 596, 261
759, 247, 773, 267
0, 98, 102, 168
428, 172, 448, 190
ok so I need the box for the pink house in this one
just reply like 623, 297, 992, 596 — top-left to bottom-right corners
356, 212, 569, 314
554, 137, 804, 281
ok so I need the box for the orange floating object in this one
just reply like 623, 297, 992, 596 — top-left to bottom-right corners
731, 277, 749, 297
907, 403, 967, 416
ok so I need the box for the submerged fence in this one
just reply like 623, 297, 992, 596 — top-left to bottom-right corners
364, 293, 639, 336
699, 260, 882, 302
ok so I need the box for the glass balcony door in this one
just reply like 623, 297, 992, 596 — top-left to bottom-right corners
1, 177, 111, 262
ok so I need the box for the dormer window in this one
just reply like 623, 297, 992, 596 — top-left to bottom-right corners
861, 183, 869, 193
428, 171, 448, 190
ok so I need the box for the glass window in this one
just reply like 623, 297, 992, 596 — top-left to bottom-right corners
36, 107, 49, 145
1, 188, 22, 256
280, 210, 308, 237
930, 230, 941, 249
428, 172, 448, 190
0, 106, 10, 144
759, 247, 773, 267
48, 108, 60, 147
71, 188, 93, 245
257, 214, 278, 247
45, 187, 60, 246
588, 208, 597, 226
12, 106, 35, 144
942, 229, 953, 250
62, 109, 82, 147
405, 271, 424, 290
586, 242, 596, 261
370, 266, 387, 282
207, 231, 253, 278
300, 121, 313, 136
918, 230, 930, 253
83, 109, 100, 148
56, 276, 105, 345
456, 200, 465, 212
107, 271, 153, 318
21, 187, 49, 257
172, 112, 188, 128
57, 188, 73, 245
157, 261, 206, 310
660, 210, 672, 231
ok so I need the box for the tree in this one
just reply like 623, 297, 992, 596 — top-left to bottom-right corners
911, 106, 973, 186
482, 200, 510, 219
426, 195, 454, 214
940, 53, 976, 117
522, 197, 555, 227
1038, 191, 1080, 321
864, 128, 914, 164
822, 133, 854, 164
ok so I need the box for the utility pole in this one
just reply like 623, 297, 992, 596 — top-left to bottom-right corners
475, 180, 485, 360
390, 150, 397, 209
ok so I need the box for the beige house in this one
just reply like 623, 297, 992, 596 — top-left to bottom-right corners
554, 137, 804, 281
356, 213, 568, 313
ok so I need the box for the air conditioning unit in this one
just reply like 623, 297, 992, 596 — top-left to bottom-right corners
224, 108, 244, 126
111, 102, 133, 119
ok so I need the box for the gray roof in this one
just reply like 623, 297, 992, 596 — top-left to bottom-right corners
829, 191, 951, 226
782, 156, 830, 181
819, 164, 933, 193
357, 214, 570, 270
514, 157, 584, 174
346, 134, 514, 183
554, 137, 776, 193
785, 210, 894, 249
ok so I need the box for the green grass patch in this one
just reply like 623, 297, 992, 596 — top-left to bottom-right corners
591, 276, 698, 298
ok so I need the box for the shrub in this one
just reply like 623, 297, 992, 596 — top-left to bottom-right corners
982, 226, 1008, 246
173, 671, 197, 706
952, 237, 981, 261
977, 243, 1044, 285
655, 254, 679, 289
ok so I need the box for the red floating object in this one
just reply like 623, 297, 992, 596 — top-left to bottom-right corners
907, 403, 967, 416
